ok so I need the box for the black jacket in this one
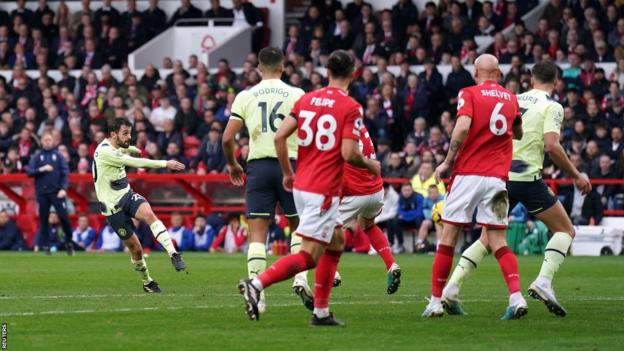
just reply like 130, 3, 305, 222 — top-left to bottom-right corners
143, 7, 168, 36
0, 220, 25, 251
26, 148, 69, 195
563, 190, 604, 225
205, 7, 234, 26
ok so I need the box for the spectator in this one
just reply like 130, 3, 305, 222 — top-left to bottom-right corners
34, 212, 67, 252
170, 0, 203, 26
402, 73, 429, 122
196, 125, 225, 173
168, 212, 194, 251
446, 56, 475, 107
609, 126, 624, 159
383, 152, 407, 178
415, 185, 444, 253
95, 0, 120, 27
71, 214, 96, 251
191, 215, 216, 251
411, 161, 446, 198
95, 225, 123, 252
0, 210, 25, 251
591, 154, 616, 206
210, 213, 247, 253
375, 182, 401, 250
363, 97, 388, 141
144, 0, 168, 37
563, 174, 604, 225
397, 182, 424, 253
230, 0, 265, 53
150, 96, 177, 132
205, 0, 234, 26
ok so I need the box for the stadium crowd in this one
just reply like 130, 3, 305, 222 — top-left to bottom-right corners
1, 0, 624, 252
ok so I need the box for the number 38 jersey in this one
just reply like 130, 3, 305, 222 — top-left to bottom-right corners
454, 81, 521, 181
290, 87, 362, 196
230, 79, 304, 161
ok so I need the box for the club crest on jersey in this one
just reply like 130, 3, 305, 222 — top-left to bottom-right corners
118, 228, 126, 237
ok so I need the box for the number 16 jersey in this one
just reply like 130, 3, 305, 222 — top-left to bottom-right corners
290, 87, 362, 196
230, 79, 304, 161
454, 81, 521, 181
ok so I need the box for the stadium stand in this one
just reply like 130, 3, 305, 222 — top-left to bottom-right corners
0, 0, 623, 254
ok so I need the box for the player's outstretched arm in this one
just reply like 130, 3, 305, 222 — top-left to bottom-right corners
275, 116, 299, 191
222, 118, 245, 186
99, 148, 182, 170
341, 138, 381, 176
435, 115, 472, 183
544, 132, 591, 194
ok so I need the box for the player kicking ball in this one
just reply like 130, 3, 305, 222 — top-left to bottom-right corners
223, 47, 311, 313
422, 54, 526, 320
441, 61, 592, 317
93, 118, 187, 293
237, 50, 380, 326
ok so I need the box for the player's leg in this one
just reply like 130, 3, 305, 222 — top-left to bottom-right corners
37, 195, 52, 254
245, 159, 282, 311
442, 229, 489, 315
287, 216, 314, 310
278, 172, 313, 308
50, 195, 75, 256
133, 197, 185, 271
488, 228, 527, 320
124, 233, 161, 293
107, 212, 160, 292
442, 187, 520, 313
530, 199, 574, 316
246, 217, 270, 312
310, 227, 345, 326
477, 180, 526, 320
359, 189, 401, 294
423, 176, 479, 317
238, 191, 339, 321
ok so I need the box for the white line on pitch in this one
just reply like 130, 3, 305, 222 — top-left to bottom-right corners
2, 296, 624, 317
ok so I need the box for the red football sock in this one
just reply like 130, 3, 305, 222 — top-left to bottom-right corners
431, 244, 455, 297
495, 246, 521, 294
314, 249, 342, 309
365, 225, 394, 270
257, 251, 316, 289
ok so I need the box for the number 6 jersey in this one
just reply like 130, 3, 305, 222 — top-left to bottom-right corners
290, 86, 362, 196
454, 81, 521, 181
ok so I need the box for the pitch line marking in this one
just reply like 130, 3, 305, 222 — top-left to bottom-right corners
2, 296, 624, 317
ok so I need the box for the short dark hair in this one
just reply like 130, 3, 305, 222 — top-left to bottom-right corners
327, 50, 355, 79
258, 46, 284, 71
531, 61, 557, 84
107, 117, 132, 134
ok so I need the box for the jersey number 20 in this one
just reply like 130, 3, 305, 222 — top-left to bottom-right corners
297, 110, 337, 150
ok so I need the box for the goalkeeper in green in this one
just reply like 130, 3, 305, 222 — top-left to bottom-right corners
93, 117, 187, 292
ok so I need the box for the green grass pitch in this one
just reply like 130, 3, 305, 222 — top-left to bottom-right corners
0, 252, 623, 350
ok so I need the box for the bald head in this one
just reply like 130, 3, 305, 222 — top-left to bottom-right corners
474, 54, 501, 83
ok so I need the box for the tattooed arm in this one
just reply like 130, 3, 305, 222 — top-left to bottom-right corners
434, 115, 472, 183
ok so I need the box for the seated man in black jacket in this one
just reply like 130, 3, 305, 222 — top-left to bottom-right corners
0, 210, 25, 251
563, 174, 604, 225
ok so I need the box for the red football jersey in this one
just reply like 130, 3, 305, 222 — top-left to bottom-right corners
454, 81, 520, 180
342, 124, 383, 196
291, 87, 362, 196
